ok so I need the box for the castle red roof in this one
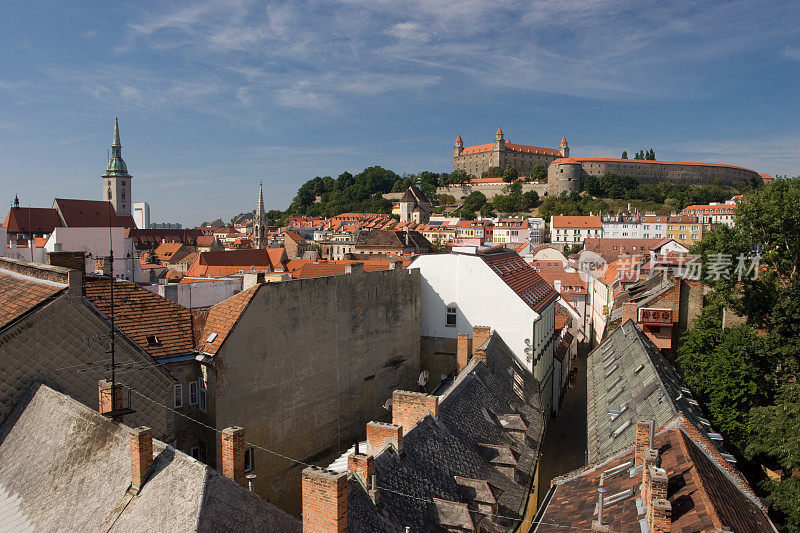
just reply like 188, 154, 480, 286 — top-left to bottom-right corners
551, 157, 580, 165
571, 158, 757, 173
460, 141, 561, 156
561, 136, 567, 143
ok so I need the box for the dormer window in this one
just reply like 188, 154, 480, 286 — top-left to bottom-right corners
146, 335, 161, 346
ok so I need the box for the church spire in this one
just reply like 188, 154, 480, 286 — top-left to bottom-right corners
253, 181, 268, 249
105, 117, 129, 176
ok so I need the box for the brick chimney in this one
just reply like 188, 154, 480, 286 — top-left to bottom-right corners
302, 466, 348, 533
634, 420, 651, 467
130, 426, 153, 492
457, 333, 471, 372
392, 390, 439, 430
366, 421, 402, 454
643, 465, 670, 532
622, 302, 639, 326
221, 426, 246, 487
345, 262, 364, 274
472, 325, 492, 351
98, 379, 124, 421
347, 452, 374, 489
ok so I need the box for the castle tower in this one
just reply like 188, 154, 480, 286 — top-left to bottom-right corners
493, 127, 505, 152
454, 134, 463, 158
102, 118, 133, 216
253, 181, 268, 249
560, 136, 569, 158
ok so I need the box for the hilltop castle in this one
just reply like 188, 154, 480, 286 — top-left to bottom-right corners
451, 128, 764, 197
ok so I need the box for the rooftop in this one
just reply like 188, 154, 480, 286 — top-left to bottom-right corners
551, 215, 602, 228
478, 249, 559, 313
0, 383, 300, 532
0, 269, 66, 330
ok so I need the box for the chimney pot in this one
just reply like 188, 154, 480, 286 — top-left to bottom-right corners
302, 466, 348, 533
597, 487, 606, 525
472, 326, 492, 351
622, 302, 639, 326
221, 426, 246, 487
366, 421, 403, 455
347, 453, 374, 489
392, 390, 439, 430
634, 420, 652, 467
130, 426, 153, 491
456, 333, 471, 372
98, 379, 125, 421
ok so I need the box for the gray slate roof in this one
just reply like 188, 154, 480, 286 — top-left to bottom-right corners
0, 383, 300, 533
586, 320, 722, 464
347, 335, 544, 532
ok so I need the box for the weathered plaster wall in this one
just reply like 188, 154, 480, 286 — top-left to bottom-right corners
212, 267, 421, 514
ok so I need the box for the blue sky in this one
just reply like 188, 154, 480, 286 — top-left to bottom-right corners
1, 0, 798, 226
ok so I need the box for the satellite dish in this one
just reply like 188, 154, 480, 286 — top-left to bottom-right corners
418, 370, 429, 386
382, 397, 392, 410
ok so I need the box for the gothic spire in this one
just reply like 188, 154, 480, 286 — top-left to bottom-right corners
105, 117, 129, 176
257, 180, 265, 216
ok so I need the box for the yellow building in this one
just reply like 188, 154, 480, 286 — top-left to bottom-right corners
665, 215, 702, 247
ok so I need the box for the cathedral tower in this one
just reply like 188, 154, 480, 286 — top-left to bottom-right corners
102, 118, 133, 216
253, 181, 268, 249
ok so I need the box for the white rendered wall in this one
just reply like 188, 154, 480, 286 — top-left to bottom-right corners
409, 253, 538, 372
44, 226, 142, 282
146, 278, 241, 308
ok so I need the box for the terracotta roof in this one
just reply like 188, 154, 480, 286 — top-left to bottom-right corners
455, 134, 462, 142
284, 231, 303, 243
759, 172, 775, 182
537, 269, 587, 294
537, 417, 773, 532
479, 250, 558, 313
152, 242, 191, 264
126, 228, 206, 249
571, 157, 758, 173
196, 235, 216, 246
551, 215, 602, 228
292, 260, 405, 279
186, 248, 287, 278
52, 199, 135, 228
460, 140, 560, 156
561, 136, 567, 143
496, 127, 503, 135
0, 270, 65, 328
551, 157, 580, 164
582, 238, 674, 262
84, 279, 195, 358
2, 207, 62, 234
355, 230, 430, 250
198, 286, 260, 354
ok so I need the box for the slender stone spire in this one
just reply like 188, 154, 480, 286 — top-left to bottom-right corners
253, 181, 268, 249
106, 117, 129, 176
102, 117, 133, 216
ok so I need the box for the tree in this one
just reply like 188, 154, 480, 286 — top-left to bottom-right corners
505, 180, 523, 196
621, 151, 628, 159
747, 384, 800, 532
481, 166, 502, 179
501, 164, 518, 183
529, 163, 546, 181
522, 190, 539, 209
492, 194, 517, 213
145, 250, 161, 265
461, 191, 487, 214
584, 175, 603, 196
480, 203, 495, 218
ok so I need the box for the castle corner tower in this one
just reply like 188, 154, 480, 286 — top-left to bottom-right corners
559, 136, 569, 158
253, 181, 268, 249
454, 134, 463, 158
102, 118, 133, 216
493, 127, 505, 152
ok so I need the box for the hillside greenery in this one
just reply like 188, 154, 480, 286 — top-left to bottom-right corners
678, 177, 800, 531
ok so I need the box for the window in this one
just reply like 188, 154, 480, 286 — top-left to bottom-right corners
146, 334, 161, 346
445, 307, 457, 327
189, 381, 198, 405
173, 384, 183, 408
245, 448, 254, 472
198, 380, 207, 412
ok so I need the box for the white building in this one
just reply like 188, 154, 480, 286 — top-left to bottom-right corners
550, 215, 602, 245
43, 227, 142, 282
409, 247, 560, 415
640, 215, 668, 239
601, 215, 642, 238
133, 202, 150, 229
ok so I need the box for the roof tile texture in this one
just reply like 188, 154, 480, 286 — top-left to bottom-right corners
0, 272, 64, 328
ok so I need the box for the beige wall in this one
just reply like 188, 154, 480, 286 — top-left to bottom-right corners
211, 267, 421, 514
454, 149, 558, 178
577, 160, 759, 185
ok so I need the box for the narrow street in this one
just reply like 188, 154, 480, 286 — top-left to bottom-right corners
537, 344, 589, 506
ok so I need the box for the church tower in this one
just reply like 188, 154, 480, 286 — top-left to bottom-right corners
559, 136, 569, 158
102, 118, 133, 216
253, 181, 268, 249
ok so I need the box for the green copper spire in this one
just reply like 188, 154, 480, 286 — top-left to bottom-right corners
105, 117, 129, 176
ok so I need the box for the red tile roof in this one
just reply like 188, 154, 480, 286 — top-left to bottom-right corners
551, 157, 580, 165
460, 141, 560, 156
571, 157, 758, 173
152, 242, 191, 264
551, 215, 602, 228
186, 248, 287, 278
198, 286, 260, 354
0, 271, 65, 328
479, 250, 558, 313
291, 260, 406, 279
52, 199, 135, 228
84, 279, 195, 358
2, 207, 62, 234
538, 417, 773, 532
